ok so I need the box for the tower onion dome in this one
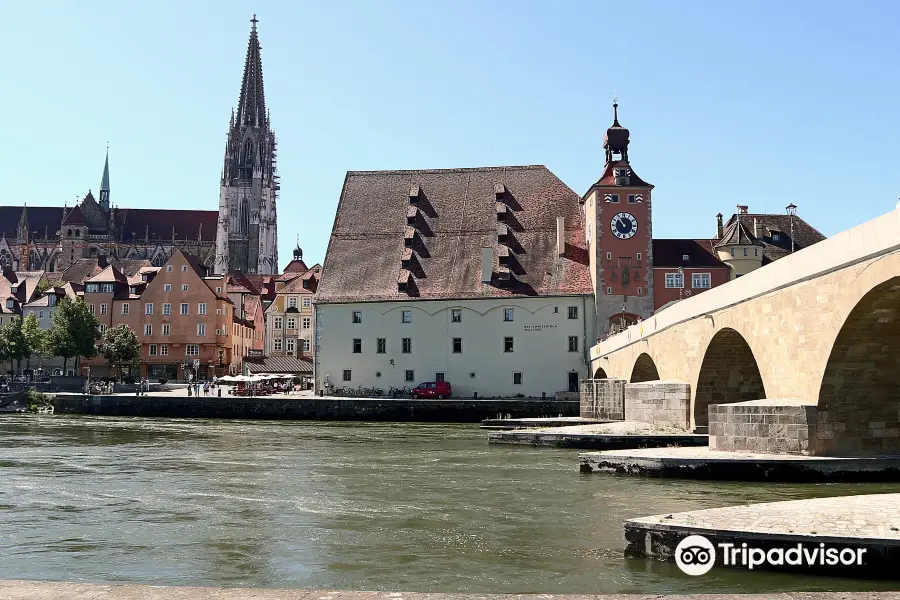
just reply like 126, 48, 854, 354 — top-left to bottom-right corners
293, 243, 303, 261
603, 99, 630, 163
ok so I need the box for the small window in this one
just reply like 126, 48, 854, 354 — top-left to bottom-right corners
568, 336, 579, 352
352, 311, 362, 323
160, 344, 168, 356
149, 344, 157, 356
181, 265, 188, 272
164, 284, 172, 293
274, 338, 282, 352
274, 316, 283, 329
145, 303, 153, 315
286, 338, 295, 353
730, 248, 735, 257
185, 344, 200, 356
402, 338, 412, 353
772, 233, 781, 241
568, 306, 578, 319
504, 337, 514, 352
100, 303, 107, 315
163, 303, 171, 316
451, 309, 462, 323
606, 252, 612, 260
99, 324, 107, 335
503, 308, 514, 322
197, 324, 206, 336
144, 324, 152, 336
401, 310, 412, 323
627, 194, 637, 204
405, 370, 414, 382
755, 248, 759, 257
604, 193, 619, 203
288, 297, 298, 308
182, 284, 189, 292
88, 304, 95, 315
302, 317, 311, 329
303, 297, 312, 308
665, 272, 684, 289
636, 252, 641, 261
121, 303, 129, 315
216, 287, 222, 294
692, 273, 712, 289
38, 310, 44, 319
162, 323, 170, 336
637, 287, 643, 294
682, 254, 690, 261
376, 338, 386, 353
342, 369, 352, 382
352, 338, 362, 353
199, 303, 206, 315
303, 339, 310, 352
286, 317, 296, 329
452, 338, 462, 353
180, 303, 188, 315
606, 287, 612, 295
743, 247, 748, 257
166, 265, 173, 272
513, 372, 523, 385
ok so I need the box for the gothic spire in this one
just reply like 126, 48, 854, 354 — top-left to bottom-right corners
100, 147, 111, 211
17, 204, 28, 240
235, 14, 267, 129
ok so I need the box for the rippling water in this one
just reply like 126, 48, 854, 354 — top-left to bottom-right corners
0, 416, 897, 593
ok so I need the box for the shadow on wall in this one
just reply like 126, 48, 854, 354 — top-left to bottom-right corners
630, 353, 660, 383
694, 327, 766, 427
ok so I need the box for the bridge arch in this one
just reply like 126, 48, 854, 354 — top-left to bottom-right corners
816, 277, 900, 456
593, 366, 608, 379
630, 353, 660, 383
694, 327, 766, 427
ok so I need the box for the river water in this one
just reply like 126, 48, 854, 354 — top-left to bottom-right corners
0, 416, 896, 593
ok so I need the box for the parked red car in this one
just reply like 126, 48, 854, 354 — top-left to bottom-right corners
410, 381, 452, 399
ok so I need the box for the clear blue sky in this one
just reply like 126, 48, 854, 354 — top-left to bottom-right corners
4, 1, 899, 269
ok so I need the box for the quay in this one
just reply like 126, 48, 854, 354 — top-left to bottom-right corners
51, 394, 578, 422
489, 421, 706, 449
480, 416, 601, 429
624, 493, 900, 578
579, 446, 900, 482
1, 582, 899, 600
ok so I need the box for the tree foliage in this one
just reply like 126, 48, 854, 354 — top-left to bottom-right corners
21, 313, 45, 368
101, 324, 140, 379
45, 298, 99, 373
0, 318, 28, 374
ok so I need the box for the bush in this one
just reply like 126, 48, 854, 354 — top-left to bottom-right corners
27, 389, 52, 412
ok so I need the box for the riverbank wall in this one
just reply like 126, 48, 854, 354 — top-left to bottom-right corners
52, 394, 578, 422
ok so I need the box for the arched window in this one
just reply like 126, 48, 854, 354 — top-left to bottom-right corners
30, 250, 41, 268
243, 140, 253, 165
0, 249, 12, 267
75, 230, 81, 237
241, 198, 250, 233
67, 229, 72, 237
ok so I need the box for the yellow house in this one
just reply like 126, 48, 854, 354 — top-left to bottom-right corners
265, 263, 320, 359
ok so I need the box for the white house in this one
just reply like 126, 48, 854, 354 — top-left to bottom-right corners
314, 165, 596, 398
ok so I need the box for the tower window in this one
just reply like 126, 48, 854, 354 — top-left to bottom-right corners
606, 252, 612, 260
604, 194, 619, 203
636, 252, 642, 261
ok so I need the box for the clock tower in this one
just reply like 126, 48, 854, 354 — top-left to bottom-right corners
583, 100, 655, 338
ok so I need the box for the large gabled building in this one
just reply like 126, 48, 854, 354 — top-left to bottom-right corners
315, 165, 596, 397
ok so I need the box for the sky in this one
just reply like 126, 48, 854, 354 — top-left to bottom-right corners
4, 1, 900, 270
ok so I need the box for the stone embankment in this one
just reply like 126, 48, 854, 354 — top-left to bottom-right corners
1, 581, 898, 600
52, 394, 578, 422
625, 493, 900, 578
488, 421, 707, 449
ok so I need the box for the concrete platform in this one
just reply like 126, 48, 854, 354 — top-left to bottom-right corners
625, 493, 900, 578
580, 446, 900, 482
0, 581, 898, 599
489, 421, 707, 449
480, 416, 602, 430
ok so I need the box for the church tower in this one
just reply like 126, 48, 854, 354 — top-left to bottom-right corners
99, 149, 110, 211
215, 14, 279, 275
583, 100, 655, 337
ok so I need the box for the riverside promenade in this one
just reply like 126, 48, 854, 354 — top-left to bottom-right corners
1, 582, 898, 600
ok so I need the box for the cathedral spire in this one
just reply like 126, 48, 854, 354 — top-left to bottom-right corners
99, 147, 111, 211
17, 204, 29, 242
235, 14, 267, 130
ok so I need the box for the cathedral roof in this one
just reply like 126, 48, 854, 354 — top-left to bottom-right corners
316, 165, 593, 303
115, 208, 218, 242
61, 205, 86, 226
0, 206, 64, 240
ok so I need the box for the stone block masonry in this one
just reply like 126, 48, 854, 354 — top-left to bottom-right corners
709, 399, 816, 455
624, 381, 690, 430
580, 378, 625, 420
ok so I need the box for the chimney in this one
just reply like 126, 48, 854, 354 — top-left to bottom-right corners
556, 217, 565, 256
98, 252, 108, 269
716, 213, 723, 239
737, 204, 748, 215
753, 217, 761, 239
481, 247, 492, 283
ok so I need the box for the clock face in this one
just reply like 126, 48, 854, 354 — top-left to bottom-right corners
611, 212, 638, 239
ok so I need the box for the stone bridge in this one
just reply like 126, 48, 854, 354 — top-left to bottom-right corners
589, 206, 900, 456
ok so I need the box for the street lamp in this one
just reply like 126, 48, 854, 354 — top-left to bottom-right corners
677, 266, 684, 301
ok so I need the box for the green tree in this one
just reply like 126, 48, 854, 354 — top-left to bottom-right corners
34, 279, 51, 296
45, 298, 99, 374
0, 318, 28, 374
101, 324, 140, 381
22, 313, 45, 371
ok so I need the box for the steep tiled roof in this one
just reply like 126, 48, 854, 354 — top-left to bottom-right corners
0, 206, 66, 239
653, 239, 728, 268
283, 258, 308, 274
115, 208, 218, 242
243, 355, 313, 374
85, 265, 128, 284
56, 258, 152, 284
317, 165, 594, 303
726, 213, 826, 264
715, 218, 764, 248
61, 205, 86, 226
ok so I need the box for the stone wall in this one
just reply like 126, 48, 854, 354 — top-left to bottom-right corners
709, 400, 816, 455
52, 395, 579, 423
580, 378, 625, 420
624, 381, 691, 430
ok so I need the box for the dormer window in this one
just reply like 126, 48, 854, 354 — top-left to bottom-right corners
10, 286, 17, 294
772, 233, 781, 241
6, 299, 14, 309
682, 254, 690, 261
48, 295, 57, 307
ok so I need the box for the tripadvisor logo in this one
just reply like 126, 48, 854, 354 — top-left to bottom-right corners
675, 534, 867, 576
